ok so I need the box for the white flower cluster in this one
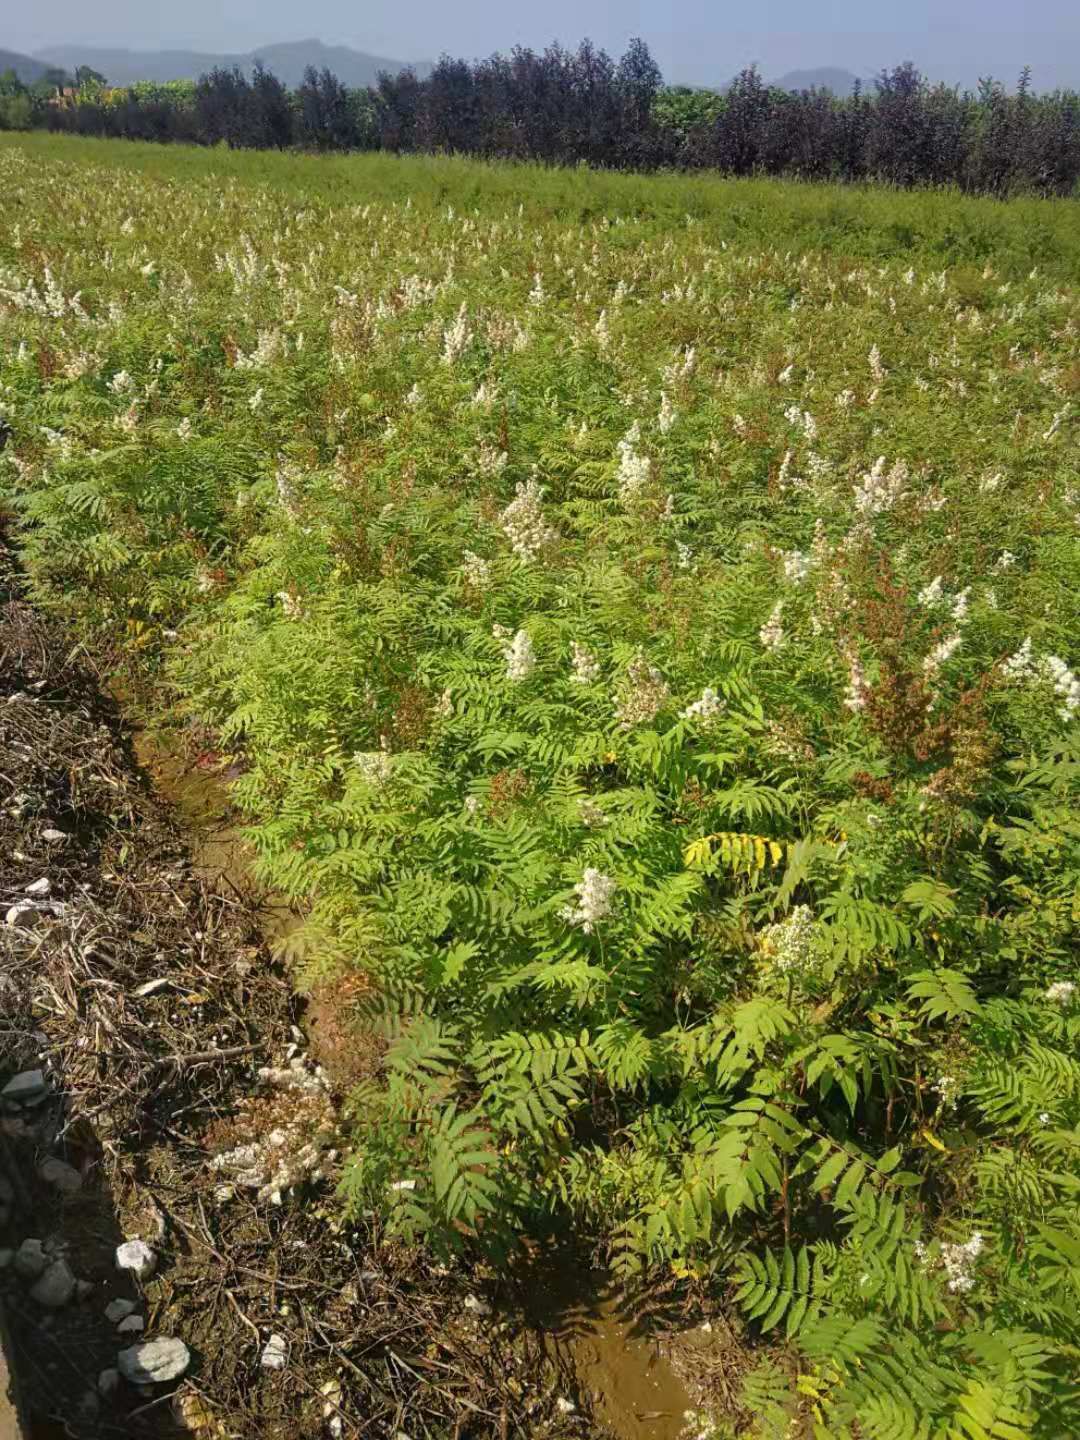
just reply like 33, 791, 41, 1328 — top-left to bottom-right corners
494, 625, 536, 681
868, 344, 888, 384
499, 476, 558, 562
661, 346, 696, 386
107, 369, 133, 395
441, 302, 472, 364
462, 550, 491, 589
680, 687, 725, 723
760, 906, 816, 976
918, 575, 945, 608
614, 654, 670, 728
570, 642, 602, 684
843, 648, 869, 712
939, 1232, 984, 1294
781, 549, 811, 585
923, 633, 963, 676
353, 745, 394, 787
560, 868, 617, 933
616, 422, 652, 506
933, 1073, 961, 1108
235, 327, 283, 370
759, 602, 785, 651
1045, 980, 1076, 1005
658, 391, 676, 434
784, 405, 818, 441
853, 456, 909, 516
1003, 639, 1080, 720
474, 441, 508, 477
471, 379, 498, 410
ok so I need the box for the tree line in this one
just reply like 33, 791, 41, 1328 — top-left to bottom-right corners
3, 40, 1079, 196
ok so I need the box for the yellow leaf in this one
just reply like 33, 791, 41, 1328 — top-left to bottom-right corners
919, 1127, 947, 1152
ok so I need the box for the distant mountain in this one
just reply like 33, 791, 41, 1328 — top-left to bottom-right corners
33, 38, 431, 88
772, 67, 865, 94
0, 47, 49, 83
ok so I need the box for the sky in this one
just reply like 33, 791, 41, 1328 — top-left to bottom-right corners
8, 0, 1080, 91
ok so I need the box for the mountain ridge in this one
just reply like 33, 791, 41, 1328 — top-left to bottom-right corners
0, 47, 48, 83
32, 38, 432, 88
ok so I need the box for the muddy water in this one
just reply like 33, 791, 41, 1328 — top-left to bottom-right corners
521, 1254, 694, 1440
134, 733, 694, 1440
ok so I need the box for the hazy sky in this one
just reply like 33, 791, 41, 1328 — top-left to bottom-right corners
8, 0, 1080, 90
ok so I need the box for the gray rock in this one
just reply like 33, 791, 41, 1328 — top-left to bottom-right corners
115, 1239, 156, 1280
39, 1157, 83, 1194
117, 1314, 144, 1334
30, 1259, 76, 1309
105, 1298, 136, 1323
0, 1250, 13, 1269
97, 1368, 120, 1397
14, 1239, 47, 1280
117, 1337, 190, 1385
1, 1070, 48, 1105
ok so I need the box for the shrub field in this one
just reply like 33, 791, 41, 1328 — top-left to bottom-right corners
1, 134, 1079, 1438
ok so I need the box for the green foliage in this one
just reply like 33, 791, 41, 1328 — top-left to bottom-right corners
1, 138, 1078, 1436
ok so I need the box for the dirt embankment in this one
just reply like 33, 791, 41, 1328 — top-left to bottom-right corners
0, 547, 590, 1440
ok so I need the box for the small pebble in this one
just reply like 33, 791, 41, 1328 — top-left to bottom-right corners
97, 1368, 120, 1398
117, 1314, 145, 1334
105, 1298, 136, 1323
24, 877, 51, 897
117, 1337, 190, 1385
115, 1239, 156, 1281
260, 1333, 288, 1370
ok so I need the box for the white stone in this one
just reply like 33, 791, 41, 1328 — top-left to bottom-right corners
117, 1338, 190, 1385
42, 830, 68, 844
117, 1315, 145, 1334
260, 1334, 288, 1370
24, 878, 51, 897
115, 1240, 156, 1280
30, 1259, 77, 1309
14, 1239, 48, 1280
105, 1298, 136, 1323
97, 1368, 120, 1397
39, 1157, 83, 1194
